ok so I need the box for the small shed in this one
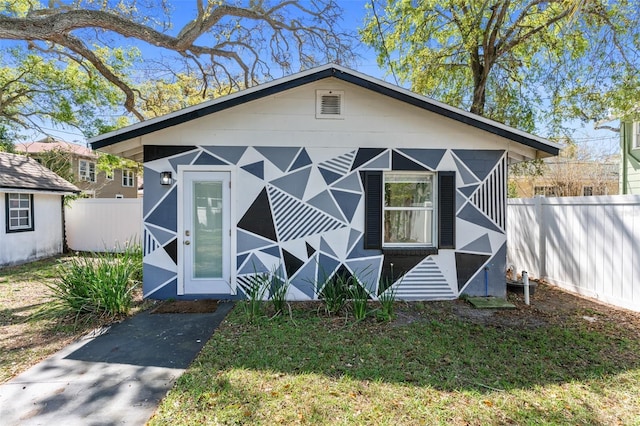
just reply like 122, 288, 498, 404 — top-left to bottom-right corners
90, 64, 560, 301
0, 152, 79, 267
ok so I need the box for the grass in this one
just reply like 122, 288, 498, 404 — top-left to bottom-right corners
0, 254, 148, 384
150, 290, 640, 425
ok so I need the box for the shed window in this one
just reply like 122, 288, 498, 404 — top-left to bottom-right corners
633, 122, 640, 149
6, 193, 34, 233
384, 172, 435, 247
316, 90, 344, 119
363, 171, 455, 250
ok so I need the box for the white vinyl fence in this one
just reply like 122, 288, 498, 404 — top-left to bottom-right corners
507, 195, 640, 312
65, 198, 142, 252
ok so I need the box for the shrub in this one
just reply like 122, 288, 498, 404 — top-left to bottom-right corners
42, 244, 142, 325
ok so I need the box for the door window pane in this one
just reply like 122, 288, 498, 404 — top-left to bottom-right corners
193, 181, 223, 278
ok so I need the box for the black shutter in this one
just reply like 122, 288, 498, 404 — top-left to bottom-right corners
438, 171, 456, 249
363, 171, 383, 249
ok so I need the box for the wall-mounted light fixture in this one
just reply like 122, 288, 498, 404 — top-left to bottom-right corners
160, 171, 173, 186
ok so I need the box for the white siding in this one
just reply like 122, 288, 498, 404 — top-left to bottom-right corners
137, 79, 538, 160
65, 198, 142, 252
0, 192, 64, 267
507, 195, 640, 312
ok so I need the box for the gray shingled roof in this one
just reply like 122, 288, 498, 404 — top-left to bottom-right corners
0, 152, 80, 193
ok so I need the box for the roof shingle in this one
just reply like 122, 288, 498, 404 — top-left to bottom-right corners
0, 152, 80, 193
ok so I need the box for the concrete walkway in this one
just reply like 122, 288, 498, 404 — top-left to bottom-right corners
0, 302, 234, 426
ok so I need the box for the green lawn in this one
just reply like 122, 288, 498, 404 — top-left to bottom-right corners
149, 289, 640, 425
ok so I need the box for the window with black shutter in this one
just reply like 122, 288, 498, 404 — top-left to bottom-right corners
362, 170, 456, 251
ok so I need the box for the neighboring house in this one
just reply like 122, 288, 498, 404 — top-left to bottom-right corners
0, 152, 80, 267
511, 159, 619, 197
90, 64, 560, 301
620, 121, 640, 194
16, 137, 139, 198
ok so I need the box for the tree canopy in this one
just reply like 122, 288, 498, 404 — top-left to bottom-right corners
0, 0, 354, 136
362, 0, 640, 134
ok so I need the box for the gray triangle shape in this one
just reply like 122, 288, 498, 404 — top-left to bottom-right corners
238, 230, 274, 253
320, 237, 338, 257
346, 257, 382, 295
255, 147, 300, 172
458, 203, 503, 234
307, 190, 345, 221
397, 149, 446, 170
270, 167, 311, 200
194, 151, 227, 165
145, 224, 175, 246
460, 233, 492, 253
169, 150, 200, 171
453, 150, 504, 181
347, 229, 362, 253
290, 258, 317, 299
453, 156, 479, 185
201, 146, 247, 164
459, 185, 479, 198
239, 253, 269, 275
331, 189, 361, 222
332, 172, 362, 192
360, 151, 390, 170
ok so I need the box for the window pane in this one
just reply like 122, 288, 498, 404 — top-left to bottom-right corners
384, 210, 432, 244
385, 173, 433, 207
193, 181, 223, 278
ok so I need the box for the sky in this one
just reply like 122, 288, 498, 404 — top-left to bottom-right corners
22, 1, 620, 157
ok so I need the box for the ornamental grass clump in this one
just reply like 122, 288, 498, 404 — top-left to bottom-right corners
320, 273, 349, 315
43, 243, 142, 325
242, 272, 269, 321
349, 278, 369, 321
268, 271, 290, 316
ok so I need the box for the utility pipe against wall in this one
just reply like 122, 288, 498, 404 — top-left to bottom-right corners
522, 271, 530, 305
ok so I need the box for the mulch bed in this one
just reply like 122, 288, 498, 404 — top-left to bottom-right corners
150, 299, 218, 314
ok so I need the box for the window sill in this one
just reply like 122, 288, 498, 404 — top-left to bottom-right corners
382, 247, 438, 256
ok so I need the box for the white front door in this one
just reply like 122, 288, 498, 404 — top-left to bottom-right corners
180, 170, 234, 295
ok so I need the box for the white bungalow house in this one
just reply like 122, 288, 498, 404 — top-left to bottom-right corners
0, 152, 80, 267
89, 64, 560, 301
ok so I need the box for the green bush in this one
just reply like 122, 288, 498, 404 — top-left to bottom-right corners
42, 244, 142, 325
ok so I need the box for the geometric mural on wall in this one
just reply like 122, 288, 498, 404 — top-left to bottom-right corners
470, 155, 507, 231
391, 257, 456, 300
142, 144, 509, 301
268, 185, 346, 241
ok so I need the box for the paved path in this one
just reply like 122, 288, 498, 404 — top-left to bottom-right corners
0, 302, 233, 426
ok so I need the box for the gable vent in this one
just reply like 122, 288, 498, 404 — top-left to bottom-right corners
316, 90, 344, 119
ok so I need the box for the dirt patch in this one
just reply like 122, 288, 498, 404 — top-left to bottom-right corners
151, 299, 218, 314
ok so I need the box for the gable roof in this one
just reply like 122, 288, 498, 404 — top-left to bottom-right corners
0, 152, 80, 194
90, 64, 560, 158
16, 137, 95, 159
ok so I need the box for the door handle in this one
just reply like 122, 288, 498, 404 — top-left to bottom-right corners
184, 240, 191, 245
185, 230, 190, 236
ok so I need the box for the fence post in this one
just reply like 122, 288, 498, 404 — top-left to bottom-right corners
535, 195, 546, 280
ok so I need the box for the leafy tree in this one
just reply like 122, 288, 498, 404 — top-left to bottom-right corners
0, 46, 133, 135
362, 0, 640, 133
0, 0, 354, 129
0, 126, 15, 152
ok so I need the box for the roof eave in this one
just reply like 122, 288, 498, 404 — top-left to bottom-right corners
90, 64, 560, 157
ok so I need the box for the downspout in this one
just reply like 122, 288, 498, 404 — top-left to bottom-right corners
61, 196, 69, 253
